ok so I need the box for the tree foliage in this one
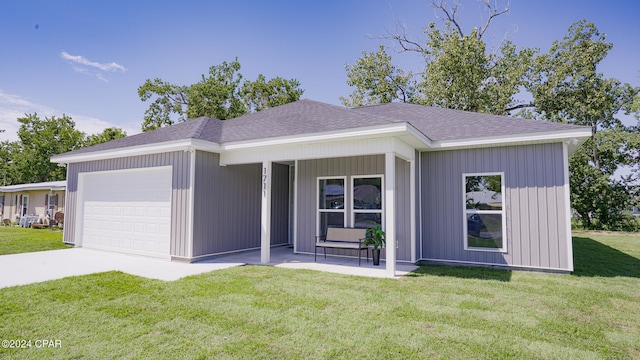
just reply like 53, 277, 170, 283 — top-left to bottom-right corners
9, 114, 85, 183
527, 20, 640, 229
339, 45, 414, 107
343, 0, 534, 113
138, 59, 304, 131
570, 137, 639, 231
342, 0, 640, 230
0, 115, 127, 185
84, 127, 127, 148
242, 74, 304, 112
416, 24, 534, 114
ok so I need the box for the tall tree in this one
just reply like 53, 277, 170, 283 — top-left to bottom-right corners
343, 1, 640, 229
340, 45, 414, 107
416, 23, 534, 114
242, 74, 304, 112
527, 20, 640, 229
344, 0, 534, 113
0, 140, 22, 186
12, 114, 85, 183
0, 117, 130, 185
138, 59, 304, 131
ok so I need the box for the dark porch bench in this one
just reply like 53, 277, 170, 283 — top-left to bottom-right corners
315, 227, 369, 266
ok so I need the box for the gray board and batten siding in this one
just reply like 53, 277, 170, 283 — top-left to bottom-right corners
270, 162, 291, 247
66, 150, 290, 260
63, 151, 191, 257
192, 152, 289, 258
295, 154, 412, 262
192, 151, 261, 258
420, 143, 572, 271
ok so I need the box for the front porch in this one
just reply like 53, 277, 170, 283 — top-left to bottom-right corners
211, 246, 419, 279
219, 132, 420, 278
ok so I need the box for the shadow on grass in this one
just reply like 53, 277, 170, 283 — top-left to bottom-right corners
572, 236, 640, 278
405, 235, 640, 280
406, 264, 512, 282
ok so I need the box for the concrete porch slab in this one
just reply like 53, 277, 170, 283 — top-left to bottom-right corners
0, 246, 418, 289
211, 246, 419, 279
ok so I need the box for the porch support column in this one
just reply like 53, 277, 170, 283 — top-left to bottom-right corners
409, 158, 416, 263
261, 161, 272, 264
385, 152, 396, 278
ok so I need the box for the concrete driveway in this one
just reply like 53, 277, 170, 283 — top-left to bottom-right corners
0, 248, 245, 289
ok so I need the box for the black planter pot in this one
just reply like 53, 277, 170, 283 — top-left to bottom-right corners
371, 249, 381, 266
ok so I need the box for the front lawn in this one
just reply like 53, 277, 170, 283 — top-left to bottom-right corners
0, 232, 638, 359
0, 226, 68, 255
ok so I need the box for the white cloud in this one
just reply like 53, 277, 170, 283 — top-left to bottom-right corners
0, 90, 139, 142
60, 51, 126, 72
60, 51, 126, 82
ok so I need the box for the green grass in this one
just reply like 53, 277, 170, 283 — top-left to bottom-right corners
0, 226, 68, 255
1, 233, 639, 359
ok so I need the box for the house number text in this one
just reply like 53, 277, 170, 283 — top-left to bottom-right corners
262, 166, 268, 198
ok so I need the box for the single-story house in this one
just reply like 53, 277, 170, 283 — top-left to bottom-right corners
0, 180, 66, 222
51, 99, 591, 276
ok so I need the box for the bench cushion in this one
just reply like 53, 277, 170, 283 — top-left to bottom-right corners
315, 241, 367, 249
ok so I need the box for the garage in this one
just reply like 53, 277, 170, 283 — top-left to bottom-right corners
77, 166, 173, 259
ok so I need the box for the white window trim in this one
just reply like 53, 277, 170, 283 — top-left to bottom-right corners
317, 176, 347, 236
351, 175, 384, 230
462, 172, 507, 253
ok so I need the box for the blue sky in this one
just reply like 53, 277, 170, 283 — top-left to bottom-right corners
1, 0, 638, 141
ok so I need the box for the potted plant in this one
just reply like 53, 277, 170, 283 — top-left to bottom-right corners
364, 225, 386, 266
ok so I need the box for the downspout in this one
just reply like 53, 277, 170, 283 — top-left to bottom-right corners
409, 158, 416, 263
562, 142, 574, 271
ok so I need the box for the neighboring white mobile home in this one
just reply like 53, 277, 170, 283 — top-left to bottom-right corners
0, 181, 65, 222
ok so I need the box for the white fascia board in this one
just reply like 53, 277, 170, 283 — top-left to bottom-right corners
0, 181, 67, 193
0, 186, 65, 193
221, 123, 425, 150
404, 124, 433, 148
429, 128, 592, 150
51, 138, 221, 164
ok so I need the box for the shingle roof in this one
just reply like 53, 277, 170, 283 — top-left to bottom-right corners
352, 102, 586, 141
61, 116, 220, 156
217, 99, 393, 142
57, 99, 589, 157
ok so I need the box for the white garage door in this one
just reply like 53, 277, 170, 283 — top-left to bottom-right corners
78, 166, 172, 259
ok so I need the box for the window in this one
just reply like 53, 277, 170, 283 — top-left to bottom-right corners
352, 176, 383, 229
318, 178, 346, 235
47, 194, 57, 217
48, 194, 57, 211
463, 173, 506, 252
317, 175, 384, 235
21, 194, 29, 216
